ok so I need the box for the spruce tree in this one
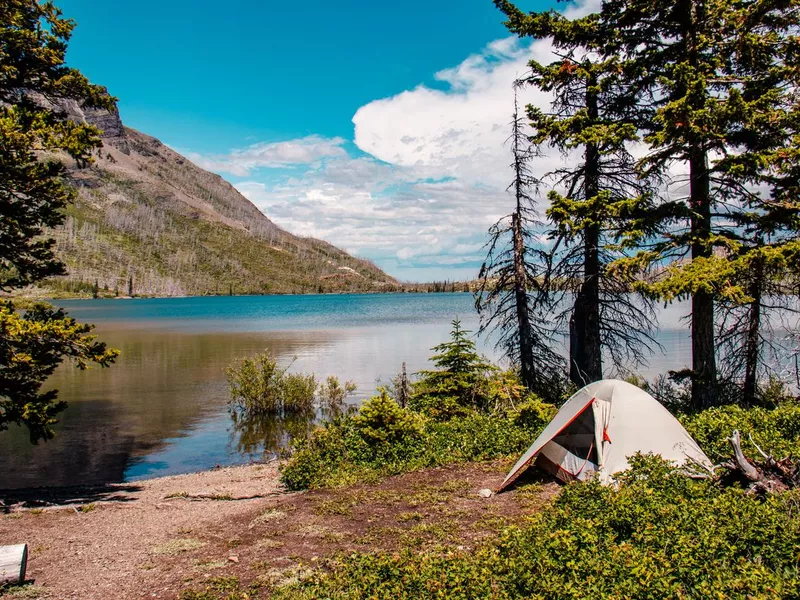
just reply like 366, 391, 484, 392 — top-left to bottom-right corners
494, 2, 659, 387
712, 0, 800, 402
595, 0, 757, 407
579, 0, 800, 407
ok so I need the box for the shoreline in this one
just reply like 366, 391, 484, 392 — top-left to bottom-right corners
0, 462, 284, 513
4, 288, 476, 305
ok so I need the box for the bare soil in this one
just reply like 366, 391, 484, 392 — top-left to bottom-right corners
0, 461, 558, 600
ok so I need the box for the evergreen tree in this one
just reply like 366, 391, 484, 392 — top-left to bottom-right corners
0, 1, 118, 442
712, 2, 800, 402
595, 0, 785, 407
494, 2, 659, 387
412, 319, 496, 418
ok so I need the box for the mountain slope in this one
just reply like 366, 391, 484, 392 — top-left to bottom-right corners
36, 104, 396, 297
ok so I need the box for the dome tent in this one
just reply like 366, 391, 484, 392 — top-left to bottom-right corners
497, 379, 713, 491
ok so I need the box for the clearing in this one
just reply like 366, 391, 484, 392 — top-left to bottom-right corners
0, 461, 557, 599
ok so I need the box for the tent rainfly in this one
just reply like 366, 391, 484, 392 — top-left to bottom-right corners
497, 379, 713, 491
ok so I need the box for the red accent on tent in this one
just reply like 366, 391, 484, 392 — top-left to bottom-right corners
602, 428, 611, 443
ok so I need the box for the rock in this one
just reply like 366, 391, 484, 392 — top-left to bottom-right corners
478, 488, 493, 498
228, 555, 239, 564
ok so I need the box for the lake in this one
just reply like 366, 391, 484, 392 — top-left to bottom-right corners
0, 293, 694, 489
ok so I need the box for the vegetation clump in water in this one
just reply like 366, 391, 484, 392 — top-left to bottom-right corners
226, 352, 317, 416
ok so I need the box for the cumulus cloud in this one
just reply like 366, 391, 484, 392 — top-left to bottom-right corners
190, 0, 602, 281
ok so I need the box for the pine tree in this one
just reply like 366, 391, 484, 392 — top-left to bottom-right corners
0, 1, 118, 442
594, 0, 769, 407
412, 319, 497, 418
494, 2, 659, 387
712, 1, 800, 402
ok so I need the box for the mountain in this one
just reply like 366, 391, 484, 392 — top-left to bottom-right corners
33, 102, 397, 298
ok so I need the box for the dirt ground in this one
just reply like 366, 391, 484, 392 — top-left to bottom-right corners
0, 461, 558, 600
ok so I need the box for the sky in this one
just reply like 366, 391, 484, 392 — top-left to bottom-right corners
59, 0, 574, 282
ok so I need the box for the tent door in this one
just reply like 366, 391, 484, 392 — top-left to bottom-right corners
535, 402, 599, 482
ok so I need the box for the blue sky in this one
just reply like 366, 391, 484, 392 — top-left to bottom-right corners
59, 0, 569, 281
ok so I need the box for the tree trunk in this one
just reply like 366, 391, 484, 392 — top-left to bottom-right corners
686, 0, 716, 408
570, 75, 603, 387
743, 256, 763, 404
512, 212, 535, 389
689, 147, 717, 408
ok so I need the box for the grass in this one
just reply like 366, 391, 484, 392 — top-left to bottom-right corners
164, 491, 189, 499
312, 499, 356, 516
193, 560, 229, 572
255, 537, 285, 550
180, 577, 260, 600
152, 538, 205, 556
250, 509, 287, 526
0, 584, 44, 599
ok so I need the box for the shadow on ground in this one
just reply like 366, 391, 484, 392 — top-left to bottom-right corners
0, 483, 143, 510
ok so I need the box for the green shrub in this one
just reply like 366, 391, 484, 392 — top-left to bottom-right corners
280, 403, 545, 491
281, 372, 317, 412
352, 390, 424, 446
317, 375, 357, 412
274, 456, 800, 600
681, 403, 800, 461
507, 396, 556, 430
226, 351, 315, 415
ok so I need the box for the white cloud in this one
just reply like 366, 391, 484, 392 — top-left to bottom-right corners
186, 135, 347, 176
189, 0, 602, 281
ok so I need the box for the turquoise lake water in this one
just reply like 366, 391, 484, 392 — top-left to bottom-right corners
0, 293, 694, 489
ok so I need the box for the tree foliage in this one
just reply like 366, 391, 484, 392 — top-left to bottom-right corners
495, 3, 661, 387
0, 301, 117, 442
0, 0, 118, 441
0, 0, 112, 289
494, 0, 800, 406
410, 319, 497, 418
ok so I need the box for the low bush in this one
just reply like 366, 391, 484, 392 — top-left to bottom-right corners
352, 391, 424, 446
226, 351, 316, 415
279, 390, 554, 491
274, 455, 800, 599
317, 375, 357, 412
681, 403, 800, 461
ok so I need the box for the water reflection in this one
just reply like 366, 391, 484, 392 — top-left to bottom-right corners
0, 329, 336, 488
230, 410, 317, 457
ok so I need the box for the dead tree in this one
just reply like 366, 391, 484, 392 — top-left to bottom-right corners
475, 86, 565, 398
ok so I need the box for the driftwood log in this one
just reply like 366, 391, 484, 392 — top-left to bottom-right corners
0, 544, 27, 585
722, 430, 799, 495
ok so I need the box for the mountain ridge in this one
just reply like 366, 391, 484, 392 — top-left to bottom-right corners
27, 102, 398, 298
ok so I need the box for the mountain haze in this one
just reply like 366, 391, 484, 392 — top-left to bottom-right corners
38, 103, 396, 297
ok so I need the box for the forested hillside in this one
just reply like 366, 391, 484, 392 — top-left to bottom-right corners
32, 102, 396, 297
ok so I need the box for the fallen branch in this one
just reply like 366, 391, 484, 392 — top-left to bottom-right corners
163, 491, 286, 502
728, 430, 761, 482
723, 429, 799, 496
